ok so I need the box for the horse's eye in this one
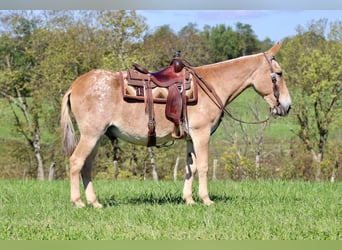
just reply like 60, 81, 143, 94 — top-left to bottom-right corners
276, 72, 282, 77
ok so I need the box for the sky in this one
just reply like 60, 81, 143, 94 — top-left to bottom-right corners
137, 10, 342, 42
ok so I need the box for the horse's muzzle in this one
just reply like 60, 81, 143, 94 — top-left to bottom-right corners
271, 104, 291, 116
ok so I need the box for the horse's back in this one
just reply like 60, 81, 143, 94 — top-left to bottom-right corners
70, 69, 120, 94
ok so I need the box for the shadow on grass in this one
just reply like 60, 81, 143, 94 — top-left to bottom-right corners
101, 192, 233, 207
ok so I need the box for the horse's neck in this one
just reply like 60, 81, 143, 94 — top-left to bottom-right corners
196, 54, 261, 105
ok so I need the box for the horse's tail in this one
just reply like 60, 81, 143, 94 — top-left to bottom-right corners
60, 89, 78, 157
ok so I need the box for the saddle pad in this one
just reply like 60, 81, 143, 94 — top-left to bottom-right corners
121, 71, 198, 104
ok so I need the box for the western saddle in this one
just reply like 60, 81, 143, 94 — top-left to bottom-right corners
122, 51, 198, 146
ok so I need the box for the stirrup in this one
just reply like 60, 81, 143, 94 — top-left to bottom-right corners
172, 124, 185, 139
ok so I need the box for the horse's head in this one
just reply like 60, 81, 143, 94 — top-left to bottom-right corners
253, 42, 292, 116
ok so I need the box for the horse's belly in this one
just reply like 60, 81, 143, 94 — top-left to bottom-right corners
106, 125, 173, 146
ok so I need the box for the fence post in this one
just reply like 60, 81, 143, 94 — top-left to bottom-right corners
48, 162, 55, 181
148, 147, 158, 181
173, 156, 180, 181
213, 159, 218, 180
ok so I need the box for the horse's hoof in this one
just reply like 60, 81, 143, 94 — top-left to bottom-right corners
183, 197, 196, 205
203, 199, 214, 206
73, 201, 86, 208
186, 200, 196, 205
91, 201, 103, 209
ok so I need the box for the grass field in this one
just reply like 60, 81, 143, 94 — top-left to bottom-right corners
0, 180, 341, 240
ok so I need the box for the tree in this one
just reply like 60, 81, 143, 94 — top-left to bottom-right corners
235, 22, 259, 56
33, 11, 104, 128
203, 24, 240, 62
202, 22, 263, 63
0, 11, 46, 180
142, 25, 179, 70
0, 11, 106, 179
281, 19, 342, 180
99, 10, 147, 70
177, 23, 211, 66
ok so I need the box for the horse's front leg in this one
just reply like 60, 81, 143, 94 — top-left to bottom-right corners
183, 129, 214, 205
193, 133, 214, 206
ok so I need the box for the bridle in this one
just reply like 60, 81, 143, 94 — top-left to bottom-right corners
184, 52, 282, 125
263, 52, 281, 107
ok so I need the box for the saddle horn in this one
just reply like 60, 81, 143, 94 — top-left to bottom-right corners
171, 50, 184, 73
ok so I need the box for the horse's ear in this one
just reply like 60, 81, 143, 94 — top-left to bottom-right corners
267, 41, 283, 57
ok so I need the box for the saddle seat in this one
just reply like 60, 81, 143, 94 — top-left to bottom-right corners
132, 59, 185, 87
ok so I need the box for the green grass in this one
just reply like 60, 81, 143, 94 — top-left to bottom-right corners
0, 180, 341, 240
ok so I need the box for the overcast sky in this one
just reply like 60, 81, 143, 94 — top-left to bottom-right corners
137, 10, 342, 42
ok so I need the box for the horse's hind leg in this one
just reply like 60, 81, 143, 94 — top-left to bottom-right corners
183, 140, 197, 205
81, 141, 103, 208
69, 135, 99, 208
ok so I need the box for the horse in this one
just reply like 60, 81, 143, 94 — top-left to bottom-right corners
61, 42, 291, 208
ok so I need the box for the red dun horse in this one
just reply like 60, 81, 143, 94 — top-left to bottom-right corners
61, 42, 291, 208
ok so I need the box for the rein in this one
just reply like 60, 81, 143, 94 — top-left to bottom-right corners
183, 53, 278, 125
187, 66, 271, 124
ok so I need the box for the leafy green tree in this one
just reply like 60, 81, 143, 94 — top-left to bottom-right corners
0, 11, 107, 179
0, 11, 45, 179
98, 10, 147, 70
281, 19, 341, 180
202, 22, 268, 63
203, 24, 240, 62
235, 22, 259, 56
32, 11, 108, 179
142, 25, 179, 70
257, 37, 275, 52
177, 23, 211, 66
33, 11, 104, 127
142, 23, 210, 68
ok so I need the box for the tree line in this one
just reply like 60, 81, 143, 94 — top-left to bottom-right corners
0, 10, 341, 181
